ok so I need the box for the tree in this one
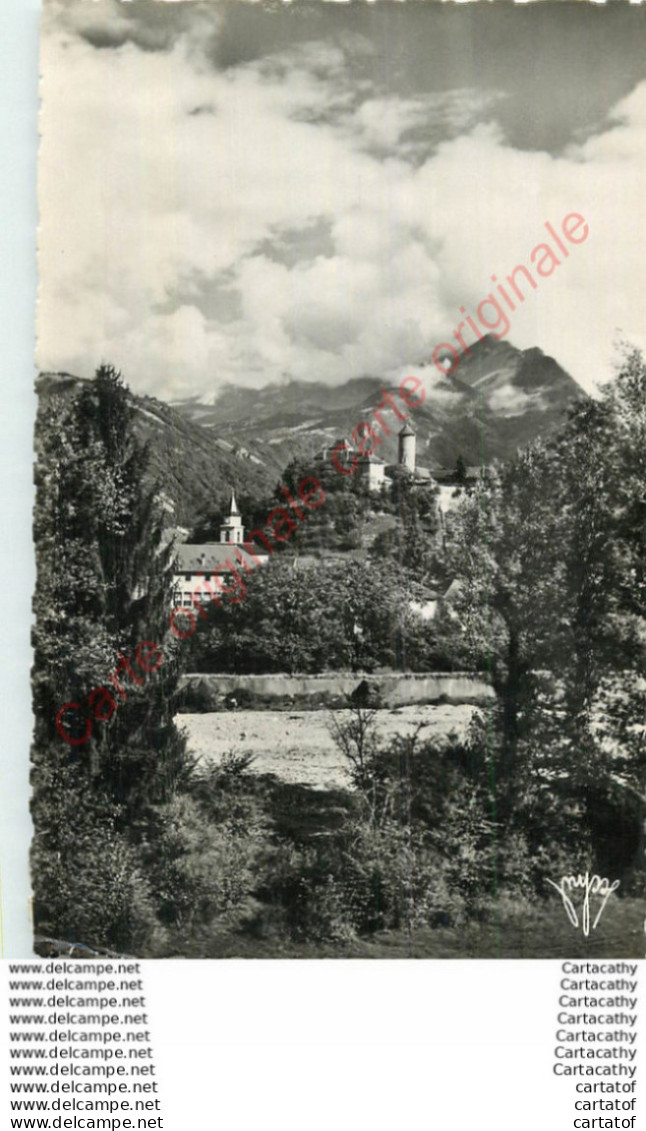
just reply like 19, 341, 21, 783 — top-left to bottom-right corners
33, 365, 188, 810
548, 350, 646, 724
442, 347, 646, 874
187, 556, 427, 675
32, 366, 190, 947
442, 448, 568, 769
371, 477, 441, 583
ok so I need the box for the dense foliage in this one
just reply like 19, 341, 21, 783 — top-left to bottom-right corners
30, 349, 646, 956
31, 367, 190, 949
440, 347, 646, 879
185, 556, 452, 674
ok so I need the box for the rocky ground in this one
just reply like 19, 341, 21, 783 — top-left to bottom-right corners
178, 704, 476, 790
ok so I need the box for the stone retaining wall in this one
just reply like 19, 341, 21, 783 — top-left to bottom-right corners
179, 671, 494, 709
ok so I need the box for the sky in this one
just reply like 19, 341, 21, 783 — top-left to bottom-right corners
38, 0, 646, 402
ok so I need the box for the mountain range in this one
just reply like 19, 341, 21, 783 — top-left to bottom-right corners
38, 337, 585, 529
172, 335, 584, 474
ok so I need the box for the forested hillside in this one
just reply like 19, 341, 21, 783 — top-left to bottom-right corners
36, 372, 278, 529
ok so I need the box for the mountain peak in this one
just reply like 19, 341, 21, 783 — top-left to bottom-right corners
170, 336, 584, 471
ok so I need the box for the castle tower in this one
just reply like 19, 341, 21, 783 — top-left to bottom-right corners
220, 489, 244, 544
398, 421, 416, 472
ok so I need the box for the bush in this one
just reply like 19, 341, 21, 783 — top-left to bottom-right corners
31, 772, 162, 955
257, 842, 357, 943
255, 819, 461, 943
342, 821, 459, 933
145, 756, 272, 936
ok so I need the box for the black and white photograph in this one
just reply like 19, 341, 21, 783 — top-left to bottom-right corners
32, 0, 646, 959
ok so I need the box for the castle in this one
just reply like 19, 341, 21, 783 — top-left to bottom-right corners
170, 423, 483, 608
314, 420, 434, 491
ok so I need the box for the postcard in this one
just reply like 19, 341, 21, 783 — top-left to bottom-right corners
29, 0, 646, 963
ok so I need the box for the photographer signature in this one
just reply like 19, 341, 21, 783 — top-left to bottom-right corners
546, 872, 620, 936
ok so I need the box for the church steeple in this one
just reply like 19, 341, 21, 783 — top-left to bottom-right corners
220, 489, 244, 544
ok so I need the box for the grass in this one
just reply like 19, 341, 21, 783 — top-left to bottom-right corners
160, 896, 644, 960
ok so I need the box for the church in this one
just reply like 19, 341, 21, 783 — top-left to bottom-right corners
172, 491, 269, 608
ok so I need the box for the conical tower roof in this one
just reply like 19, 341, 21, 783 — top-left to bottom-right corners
229, 489, 240, 516
399, 420, 416, 437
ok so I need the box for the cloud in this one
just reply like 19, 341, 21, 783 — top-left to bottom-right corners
385, 364, 463, 406
349, 90, 502, 160
487, 385, 543, 418
37, 7, 646, 402
43, 0, 221, 55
